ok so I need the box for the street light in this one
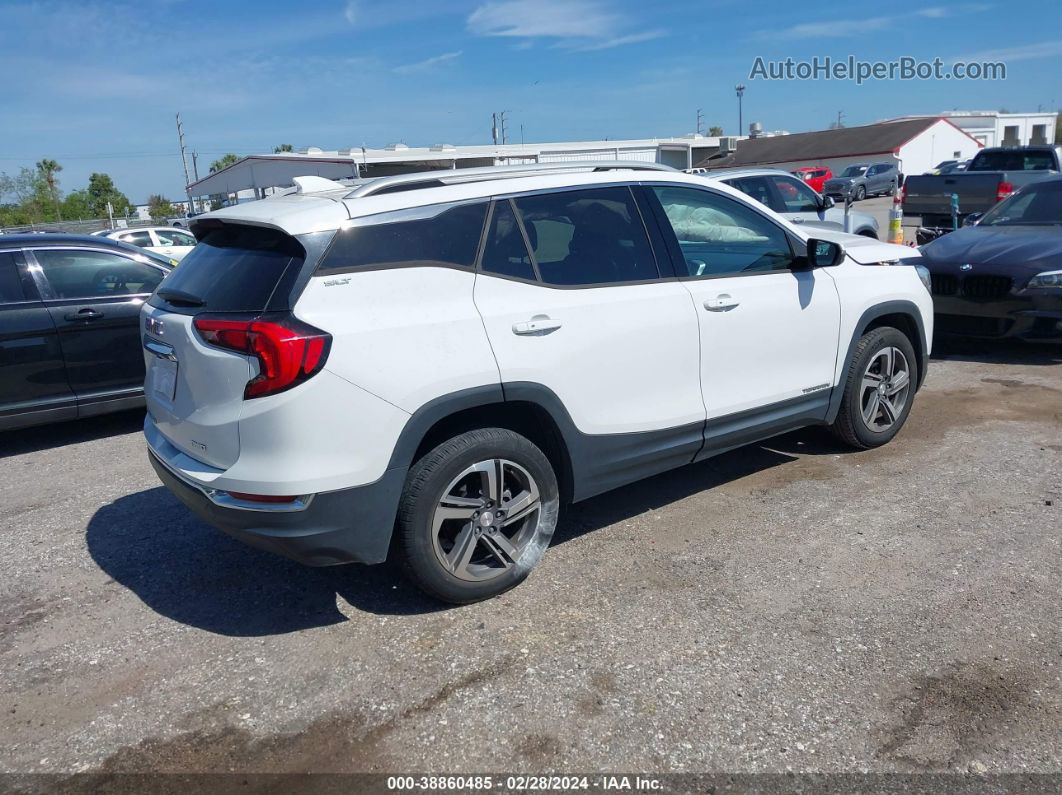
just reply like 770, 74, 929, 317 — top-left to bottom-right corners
735, 84, 746, 137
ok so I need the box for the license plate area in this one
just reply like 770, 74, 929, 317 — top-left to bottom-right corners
150, 357, 178, 401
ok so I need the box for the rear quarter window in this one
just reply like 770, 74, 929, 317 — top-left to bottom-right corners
317, 201, 488, 275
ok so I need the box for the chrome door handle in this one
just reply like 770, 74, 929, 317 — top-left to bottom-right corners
512, 315, 562, 336
65, 308, 103, 321
703, 295, 739, 312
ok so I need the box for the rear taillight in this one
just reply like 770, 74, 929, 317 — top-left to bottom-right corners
899, 182, 907, 203
996, 180, 1014, 202
193, 313, 331, 399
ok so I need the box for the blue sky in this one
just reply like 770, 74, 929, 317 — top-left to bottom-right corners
1, 0, 1060, 203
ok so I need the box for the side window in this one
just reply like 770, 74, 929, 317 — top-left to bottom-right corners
481, 200, 535, 281
118, 230, 153, 248
32, 249, 165, 299
318, 201, 487, 273
156, 229, 196, 247
769, 175, 821, 212
0, 252, 30, 304
726, 177, 776, 210
511, 187, 658, 286
651, 186, 796, 278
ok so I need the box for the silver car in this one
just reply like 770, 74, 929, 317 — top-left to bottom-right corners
698, 168, 880, 237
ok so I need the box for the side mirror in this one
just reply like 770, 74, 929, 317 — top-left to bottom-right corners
962, 212, 983, 227
807, 238, 844, 268
820, 195, 835, 210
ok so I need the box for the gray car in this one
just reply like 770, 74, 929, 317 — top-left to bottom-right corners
823, 163, 899, 202
702, 168, 880, 237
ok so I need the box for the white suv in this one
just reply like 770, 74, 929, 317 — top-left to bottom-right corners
141, 163, 933, 603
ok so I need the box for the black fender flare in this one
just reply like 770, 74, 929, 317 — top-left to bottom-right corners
826, 300, 928, 423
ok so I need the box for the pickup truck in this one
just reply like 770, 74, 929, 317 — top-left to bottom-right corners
902, 145, 1061, 242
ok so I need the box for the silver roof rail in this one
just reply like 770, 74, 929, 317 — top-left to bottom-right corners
344, 161, 677, 199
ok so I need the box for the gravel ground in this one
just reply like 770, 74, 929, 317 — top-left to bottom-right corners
0, 341, 1059, 780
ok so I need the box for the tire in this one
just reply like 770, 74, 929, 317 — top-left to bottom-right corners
886, 181, 896, 196
854, 185, 866, 202
397, 428, 560, 604
829, 327, 918, 449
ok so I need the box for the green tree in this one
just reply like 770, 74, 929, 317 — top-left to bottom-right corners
273, 143, 294, 153
36, 158, 63, 220
708, 126, 724, 137
0, 167, 46, 224
86, 172, 131, 218
1055, 112, 1062, 145
147, 194, 176, 221
209, 153, 240, 172
61, 189, 93, 219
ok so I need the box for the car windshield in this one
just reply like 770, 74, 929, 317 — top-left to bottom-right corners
978, 180, 1062, 226
840, 166, 867, 177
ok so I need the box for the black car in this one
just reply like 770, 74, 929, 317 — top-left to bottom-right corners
919, 176, 1062, 341
0, 234, 173, 431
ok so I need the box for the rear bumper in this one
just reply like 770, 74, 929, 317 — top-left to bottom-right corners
149, 449, 407, 566
932, 294, 1062, 341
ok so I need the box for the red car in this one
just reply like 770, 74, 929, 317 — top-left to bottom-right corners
792, 166, 832, 194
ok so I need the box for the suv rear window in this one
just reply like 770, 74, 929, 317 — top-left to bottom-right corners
155, 224, 304, 311
317, 201, 488, 275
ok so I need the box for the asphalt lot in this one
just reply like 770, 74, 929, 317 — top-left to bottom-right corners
1, 340, 1059, 779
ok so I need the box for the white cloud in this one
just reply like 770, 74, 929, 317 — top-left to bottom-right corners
393, 50, 463, 74
756, 3, 991, 40
467, 0, 661, 49
958, 39, 1062, 63
344, 0, 358, 25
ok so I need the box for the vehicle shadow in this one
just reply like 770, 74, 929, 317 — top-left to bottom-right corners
85, 431, 822, 635
931, 337, 1062, 366
1, 409, 145, 459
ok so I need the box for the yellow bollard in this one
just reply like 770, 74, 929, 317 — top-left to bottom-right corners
887, 193, 904, 245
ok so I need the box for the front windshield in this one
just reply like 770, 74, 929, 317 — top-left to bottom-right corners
979, 180, 1062, 226
840, 166, 867, 177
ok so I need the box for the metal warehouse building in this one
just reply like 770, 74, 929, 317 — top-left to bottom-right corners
186, 136, 737, 204
701, 118, 984, 180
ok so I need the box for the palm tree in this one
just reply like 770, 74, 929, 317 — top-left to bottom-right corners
209, 153, 240, 173
36, 158, 63, 220
273, 144, 294, 153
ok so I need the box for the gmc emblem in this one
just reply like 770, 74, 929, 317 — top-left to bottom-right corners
145, 317, 165, 337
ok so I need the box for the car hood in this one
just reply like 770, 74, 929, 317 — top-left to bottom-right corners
919, 224, 1062, 277
810, 230, 918, 264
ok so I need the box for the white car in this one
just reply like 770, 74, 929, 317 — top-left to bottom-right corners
695, 168, 881, 238
141, 163, 932, 603
93, 226, 197, 262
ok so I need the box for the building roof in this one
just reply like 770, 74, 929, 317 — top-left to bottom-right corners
699, 118, 943, 169
186, 135, 729, 196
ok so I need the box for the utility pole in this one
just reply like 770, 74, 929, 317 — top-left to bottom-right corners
492, 112, 499, 145
192, 151, 200, 182
175, 113, 194, 216
735, 85, 745, 137
696, 108, 704, 136
836, 110, 845, 129
500, 110, 509, 145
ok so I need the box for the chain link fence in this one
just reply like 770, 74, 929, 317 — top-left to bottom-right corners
0, 217, 174, 236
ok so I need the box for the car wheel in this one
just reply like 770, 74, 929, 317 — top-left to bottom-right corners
854, 185, 866, 201
886, 181, 896, 196
857, 230, 878, 239
829, 327, 917, 449
397, 428, 559, 604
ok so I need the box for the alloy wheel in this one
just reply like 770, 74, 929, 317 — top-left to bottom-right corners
860, 346, 911, 432
430, 459, 542, 582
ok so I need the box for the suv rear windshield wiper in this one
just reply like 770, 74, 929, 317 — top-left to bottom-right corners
157, 288, 205, 306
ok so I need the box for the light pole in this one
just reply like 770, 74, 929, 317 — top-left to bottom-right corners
735, 84, 745, 137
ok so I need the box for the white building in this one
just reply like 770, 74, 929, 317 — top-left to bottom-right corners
883, 111, 1057, 149
702, 117, 984, 178
184, 136, 742, 203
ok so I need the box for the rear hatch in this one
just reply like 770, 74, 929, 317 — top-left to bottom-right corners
142, 223, 315, 469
